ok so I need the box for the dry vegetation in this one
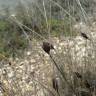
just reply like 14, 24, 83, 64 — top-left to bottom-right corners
0, 0, 96, 96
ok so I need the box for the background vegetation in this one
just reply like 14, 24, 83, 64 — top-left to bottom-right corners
0, 0, 96, 96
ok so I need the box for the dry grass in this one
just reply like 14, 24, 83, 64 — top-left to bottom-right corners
0, 0, 96, 96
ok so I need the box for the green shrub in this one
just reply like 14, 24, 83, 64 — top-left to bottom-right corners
0, 20, 28, 58
0, 20, 9, 31
48, 18, 77, 37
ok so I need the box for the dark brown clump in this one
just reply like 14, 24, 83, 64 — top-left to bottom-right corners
52, 78, 59, 93
81, 32, 90, 40
42, 42, 54, 54
8, 61, 12, 65
84, 80, 91, 89
74, 72, 82, 79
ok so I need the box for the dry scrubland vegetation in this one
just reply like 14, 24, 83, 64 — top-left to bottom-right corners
0, 0, 96, 96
